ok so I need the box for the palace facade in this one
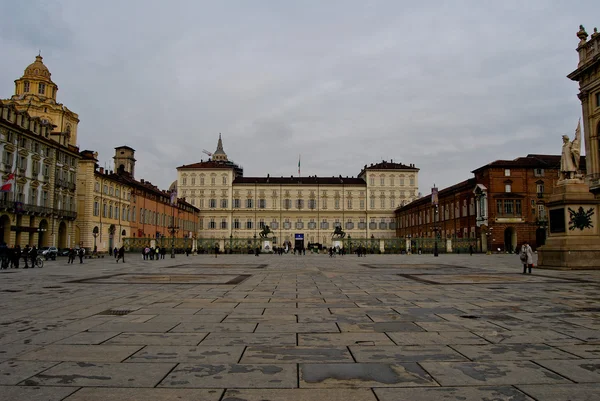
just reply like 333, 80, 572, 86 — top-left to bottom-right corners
77, 146, 200, 253
396, 154, 586, 252
0, 56, 80, 248
569, 25, 600, 194
177, 136, 419, 249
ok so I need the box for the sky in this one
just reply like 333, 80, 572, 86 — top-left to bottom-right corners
1, 1, 597, 195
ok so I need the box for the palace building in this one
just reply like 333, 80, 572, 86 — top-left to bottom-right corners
177, 136, 419, 251
395, 154, 586, 253
0, 56, 80, 248
77, 146, 200, 253
2, 55, 79, 148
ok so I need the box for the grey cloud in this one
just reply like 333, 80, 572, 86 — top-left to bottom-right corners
0, 0, 597, 192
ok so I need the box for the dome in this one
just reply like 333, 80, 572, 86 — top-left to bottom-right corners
23, 55, 53, 81
168, 180, 177, 192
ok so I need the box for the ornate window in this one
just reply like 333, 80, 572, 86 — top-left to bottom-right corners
38, 83, 46, 95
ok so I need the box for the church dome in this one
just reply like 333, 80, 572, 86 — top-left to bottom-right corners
23, 55, 53, 82
168, 180, 177, 192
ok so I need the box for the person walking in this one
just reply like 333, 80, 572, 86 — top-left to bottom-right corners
78, 248, 85, 264
68, 248, 75, 264
30, 245, 37, 268
23, 245, 30, 269
469, 244, 474, 256
13, 245, 21, 269
113, 247, 118, 259
520, 241, 534, 274
0, 242, 7, 269
214, 244, 219, 258
116, 246, 125, 263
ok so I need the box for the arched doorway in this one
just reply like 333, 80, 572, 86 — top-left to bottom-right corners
504, 227, 517, 253
108, 224, 116, 251
58, 221, 67, 249
0, 215, 11, 245
38, 220, 49, 248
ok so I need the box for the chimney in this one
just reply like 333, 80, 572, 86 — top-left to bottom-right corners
141, 179, 145, 184
99, 167, 104, 174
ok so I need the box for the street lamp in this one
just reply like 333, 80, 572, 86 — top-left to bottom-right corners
433, 210, 440, 257
486, 228, 493, 255
92, 226, 99, 254
168, 224, 178, 258
431, 186, 440, 257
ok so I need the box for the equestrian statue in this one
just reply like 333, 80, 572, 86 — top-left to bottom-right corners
259, 225, 274, 238
331, 226, 346, 239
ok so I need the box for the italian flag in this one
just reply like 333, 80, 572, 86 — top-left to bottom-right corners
0, 172, 15, 192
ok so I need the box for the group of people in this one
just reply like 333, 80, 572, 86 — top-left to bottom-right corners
0, 243, 40, 269
141, 246, 166, 260
66, 248, 85, 264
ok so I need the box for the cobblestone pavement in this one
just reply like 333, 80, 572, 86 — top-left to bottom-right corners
1, 253, 599, 400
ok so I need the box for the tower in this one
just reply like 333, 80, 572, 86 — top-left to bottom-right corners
114, 146, 136, 177
212, 133, 228, 162
568, 25, 600, 193
2, 54, 80, 147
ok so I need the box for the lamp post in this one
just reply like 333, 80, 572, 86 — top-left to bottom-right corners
486, 228, 493, 255
92, 226, 99, 254
168, 224, 178, 258
432, 186, 439, 257
433, 205, 440, 257
229, 234, 233, 254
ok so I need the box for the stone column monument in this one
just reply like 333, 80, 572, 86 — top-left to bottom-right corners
538, 122, 600, 269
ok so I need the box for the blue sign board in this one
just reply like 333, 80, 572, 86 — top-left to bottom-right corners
295, 233, 304, 240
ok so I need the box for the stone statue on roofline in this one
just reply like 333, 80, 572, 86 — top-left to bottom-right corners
559, 120, 582, 181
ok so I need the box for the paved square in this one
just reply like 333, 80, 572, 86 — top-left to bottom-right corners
1, 253, 599, 397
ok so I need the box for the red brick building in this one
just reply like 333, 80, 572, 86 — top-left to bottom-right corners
396, 154, 586, 252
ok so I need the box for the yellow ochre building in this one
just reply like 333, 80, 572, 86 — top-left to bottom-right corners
177, 136, 419, 252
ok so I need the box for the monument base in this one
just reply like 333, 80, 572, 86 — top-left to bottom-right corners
537, 179, 600, 270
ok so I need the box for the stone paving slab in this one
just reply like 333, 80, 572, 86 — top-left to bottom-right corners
387, 331, 489, 345
222, 388, 378, 400
451, 344, 579, 361
105, 332, 207, 345
16, 344, 143, 362
338, 321, 425, 332
54, 331, 121, 345
0, 344, 43, 363
63, 387, 224, 400
374, 386, 534, 400
2, 253, 600, 396
473, 330, 578, 344
255, 323, 339, 333
0, 360, 59, 385
146, 314, 227, 323
349, 345, 469, 363
298, 333, 395, 346
171, 322, 257, 333
0, 385, 78, 401
534, 358, 600, 382
557, 344, 600, 358
200, 333, 297, 346
126, 345, 244, 363
15, 330, 82, 345
299, 362, 437, 388
86, 321, 179, 333
241, 346, 354, 363
23, 361, 176, 387
516, 384, 600, 401
159, 363, 297, 388
419, 360, 572, 386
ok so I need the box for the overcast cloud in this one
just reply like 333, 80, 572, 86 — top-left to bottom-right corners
1, 1, 596, 194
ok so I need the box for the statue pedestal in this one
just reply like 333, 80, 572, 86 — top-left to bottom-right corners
538, 179, 600, 269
